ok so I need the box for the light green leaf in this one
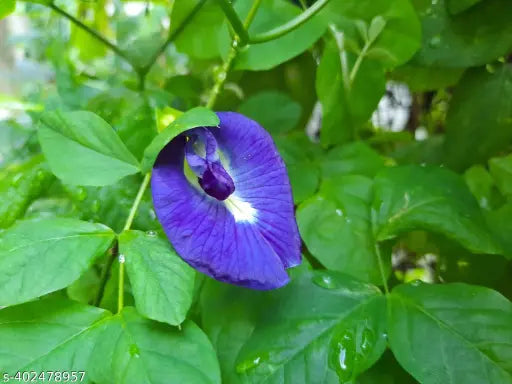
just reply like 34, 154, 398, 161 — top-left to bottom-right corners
141, 107, 219, 173
444, 65, 512, 170
464, 165, 500, 209
317, 40, 386, 146
0, 297, 110, 380
119, 230, 195, 326
233, 270, 386, 383
0, 218, 115, 306
0, 155, 53, 229
238, 91, 302, 135
388, 281, 512, 384
489, 154, 512, 198
38, 110, 140, 186
412, 0, 512, 67
372, 165, 502, 254
0, 0, 15, 20
298, 176, 390, 284
228, 0, 328, 71
89, 307, 221, 384
485, 203, 512, 259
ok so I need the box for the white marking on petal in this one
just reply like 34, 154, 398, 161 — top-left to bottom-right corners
224, 194, 257, 223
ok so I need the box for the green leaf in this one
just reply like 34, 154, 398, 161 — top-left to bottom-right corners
412, 0, 512, 67
321, 142, 386, 179
298, 176, 390, 284
171, 0, 225, 60
0, 0, 15, 19
89, 307, 221, 384
228, 0, 328, 71
38, 110, 140, 186
464, 165, 501, 210
238, 91, 302, 135
0, 155, 53, 229
0, 297, 110, 379
201, 271, 386, 383
317, 40, 386, 146
485, 203, 512, 259
446, 0, 485, 14
119, 230, 195, 326
390, 65, 464, 92
325, 0, 421, 67
388, 281, 512, 384
372, 165, 502, 254
66, 175, 158, 233
0, 218, 115, 306
287, 161, 321, 204
444, 65, 512, 170
236, 271, 386, 383
141, 107, 219, 173
489, 154, 512, 198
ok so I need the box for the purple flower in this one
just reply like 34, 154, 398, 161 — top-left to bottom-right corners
151, 112, 301, 290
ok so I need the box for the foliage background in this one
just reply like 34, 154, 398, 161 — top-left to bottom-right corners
0, 0, 512, 383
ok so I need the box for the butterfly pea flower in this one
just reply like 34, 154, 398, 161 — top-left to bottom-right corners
151, 112, 301, 290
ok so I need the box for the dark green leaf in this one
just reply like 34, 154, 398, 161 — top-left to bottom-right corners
235, 270, 386, 383
141, 107, 219, 173
0, 218, 115, 306
485, 203, 512, 259
325, 0, 421, 67
0, 155, 53, 229
229, 0, 327, 71
171, 0, 225, 60
321, 142, 386, 179
372, 165, 502, 254
444, 65, 512, 170
0, 297, 110, 379
412, 0, 512, 67
298, 176, 391, 284
464, 165, 502, 210
317, 41, 386, 146
238, 91, 302, 135
390, 65, 464, 92
89, 307, 221, 384
119, 230, 195, 326
388, 281, 512, 384
38, 110, 140, 186
446, 0, 485, 14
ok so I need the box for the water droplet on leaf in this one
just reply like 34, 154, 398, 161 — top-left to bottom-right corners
428, 35, 441, 48
119, 254, 126, 263
236, 355, 264, 373
146, 230, 157, 237
329, 331, 355, 382
312, 274, 339, 289
129, 344, 140, 357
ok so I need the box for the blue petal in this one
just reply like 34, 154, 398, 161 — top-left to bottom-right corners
151, 112, 301, 290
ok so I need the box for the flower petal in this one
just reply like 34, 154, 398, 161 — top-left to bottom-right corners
151, 112, 301, 290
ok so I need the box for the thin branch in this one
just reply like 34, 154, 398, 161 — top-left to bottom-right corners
48, 3, 133, 66
216, 0, 249, 45
249, 0, 331, 44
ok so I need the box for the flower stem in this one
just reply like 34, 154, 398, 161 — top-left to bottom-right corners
249, 0, 331, 43
374, 242, 390, 295
216, 0, 249, 45
117, 173, 151, 313
48, 3, 133, 66
206, 0, 263, 109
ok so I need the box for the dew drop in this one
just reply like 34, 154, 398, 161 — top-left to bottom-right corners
428, 35, 441, 48
486, 63, 496, 74
410, 279, 423, 287
312, 274, 339, 289
76, 187, 87, 201
119, 254, 126, 263
10, 173, 23, 187
329, 331, 355, 382
236, 355, 263, 373
335, 209, 343, 216
146, 230, 157, 237
360, 328, 375, 355
129, 344, 140, 358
